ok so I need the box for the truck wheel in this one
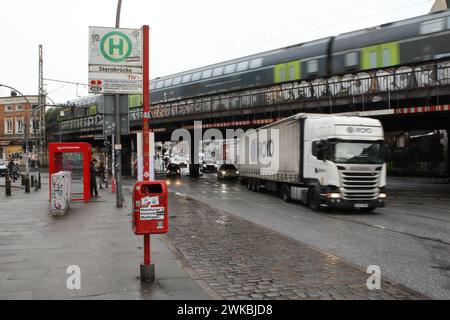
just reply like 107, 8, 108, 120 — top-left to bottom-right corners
280, 185, 291, 202
308, 187, 321, 211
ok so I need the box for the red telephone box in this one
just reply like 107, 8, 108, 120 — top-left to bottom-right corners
48, 142, 92, 203
132, 181, 169, 235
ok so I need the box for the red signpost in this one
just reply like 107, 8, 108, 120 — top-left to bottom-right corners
131, 25, 169, 283
142, 24, 152, 276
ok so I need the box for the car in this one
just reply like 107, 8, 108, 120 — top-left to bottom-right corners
201, 160, 217, 173
217, 164, 239, 180
0, 160, 6, 177
166, 163, 181, 177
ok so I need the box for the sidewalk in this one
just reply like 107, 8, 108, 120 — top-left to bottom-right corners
0, 177, 211, 300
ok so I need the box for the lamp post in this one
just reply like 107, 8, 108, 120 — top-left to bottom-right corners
0, 84, 33, 193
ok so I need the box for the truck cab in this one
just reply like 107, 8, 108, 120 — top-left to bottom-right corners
303, 116, 387, 211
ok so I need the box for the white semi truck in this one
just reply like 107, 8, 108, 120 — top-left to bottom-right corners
238, 113, 387, 211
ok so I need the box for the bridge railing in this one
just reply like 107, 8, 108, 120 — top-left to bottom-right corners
59, 61, 450, 132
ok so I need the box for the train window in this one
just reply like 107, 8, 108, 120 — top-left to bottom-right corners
448, 16, 450, 29
150, 82, 156, 90
224, 64, 236, 74
279, 68, 286, 82
202, 69, 212, 79
156, 81, 164, 89
192, 72, 202, 81
213, 66, 224, 77
345, 52, 358, 67
307, 60, 318, 74
420, 19, 445, 35
369, 51, 377, 69
382, 48, 391, 67
236, 61, 249, 72
182, 74, 191, 83
164, 79, 173, 87
249, 58, 263, 69
173, 77, 181, 85
288, 65, 295, 81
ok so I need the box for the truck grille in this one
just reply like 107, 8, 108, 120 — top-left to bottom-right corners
340, 171, 380, 201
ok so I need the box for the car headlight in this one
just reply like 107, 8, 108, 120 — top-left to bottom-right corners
379, 193, 387, 199
222, 171, 226, 175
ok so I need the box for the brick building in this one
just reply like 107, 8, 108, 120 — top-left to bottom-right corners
0, 92, 39, 160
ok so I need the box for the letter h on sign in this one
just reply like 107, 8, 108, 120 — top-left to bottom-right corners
109, 38, 124, 56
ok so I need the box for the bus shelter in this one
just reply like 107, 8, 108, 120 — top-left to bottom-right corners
48, 142, 92, 203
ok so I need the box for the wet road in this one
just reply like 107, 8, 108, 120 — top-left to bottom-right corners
165, 172, 450, 299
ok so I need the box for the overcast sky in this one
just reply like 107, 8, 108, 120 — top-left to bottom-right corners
0, 0, 435, 103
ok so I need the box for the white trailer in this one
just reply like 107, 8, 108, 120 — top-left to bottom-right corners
238, 113, 387, 211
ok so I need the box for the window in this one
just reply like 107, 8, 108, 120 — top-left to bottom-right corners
420, 19, 445, 35
213, 66, 224, 77
369, 51, 377, 69
15, 117, 24, 134
182, 74, 191, 83
156, 81, 164, 89
345, 52, 358, 67
150, 82, 156, 90
4, 118, 13, 135
224, 64, 236, 74
5, 105, 12, 112
201, 69, 212, 79
307, 60, 318, 74
173, 77, 181, 85
236, 61, 249, 72
164, 79, 173, 87
382, 48, 391, 67
448, 16, 450, 29
16, 105, 23, 111
279, 68, 286, 82
249, 58, 263, 69
192, 72, 202, 81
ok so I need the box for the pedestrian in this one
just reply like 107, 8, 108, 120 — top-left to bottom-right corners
7, 157, 17, 182
90, 159, 99, 198
98, 161, 105, 189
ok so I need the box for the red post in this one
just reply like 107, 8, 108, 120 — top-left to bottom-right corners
142, 25, 152, 271
143, 25, 150, 183
144, 234, 151, 265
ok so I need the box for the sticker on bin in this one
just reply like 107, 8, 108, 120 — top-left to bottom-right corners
141, 196, 160, 207
140, 207, 165, 221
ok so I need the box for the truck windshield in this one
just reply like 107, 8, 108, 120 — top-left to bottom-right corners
330, 141, 384, 164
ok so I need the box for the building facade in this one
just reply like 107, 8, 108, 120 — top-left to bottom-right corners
0, 92, 39, 160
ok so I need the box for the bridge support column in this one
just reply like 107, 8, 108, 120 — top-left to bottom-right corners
446, 129, 450, 181
189, 133, 200, 178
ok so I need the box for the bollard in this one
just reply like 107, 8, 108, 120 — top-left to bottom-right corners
24, 176, 30, 193
38, 172, 41, 189
5, 172, 11, 196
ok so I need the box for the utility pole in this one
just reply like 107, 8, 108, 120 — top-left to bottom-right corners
37, 44, 44, 188
114, 0, 124, 208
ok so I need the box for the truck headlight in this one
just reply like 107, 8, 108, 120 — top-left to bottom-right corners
379, 193, 387, 199
222, 171, 226, 175
326, 192, 342, 199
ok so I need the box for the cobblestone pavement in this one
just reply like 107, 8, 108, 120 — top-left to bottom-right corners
167, 193, 428, 300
